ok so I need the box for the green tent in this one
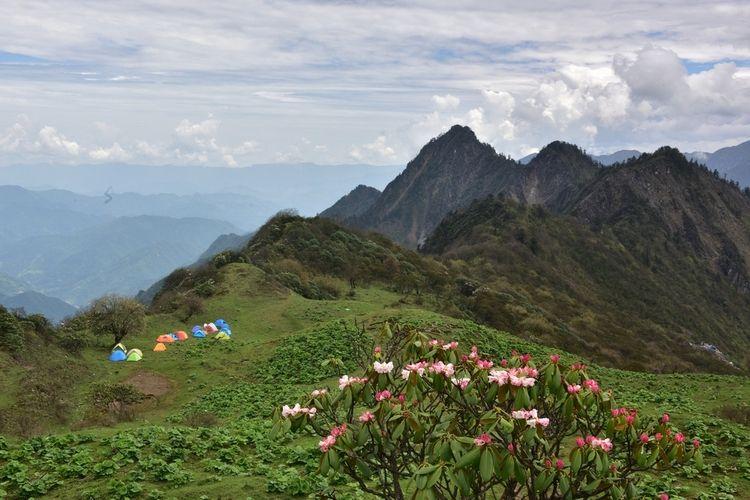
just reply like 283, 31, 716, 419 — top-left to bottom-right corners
214, 331, 231, 341
126, 348, 143, 362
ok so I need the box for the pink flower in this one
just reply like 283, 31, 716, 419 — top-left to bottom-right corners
585, 435, 596, 445
358, 411, 374, 423
373, 361, 394, 374
590, 437, 613, 452
401, 361, 428, 379
311, 389, 328, 398
640, 433, 650, 444
519, 354, 531, 364
576, 437, 585, 448
659, 494, 669, 500
567, 384, 581, 394
674, 433, 685, 444
319, 435, 336, 452
338, 375, 367, 390
626, 415, 635, 426
428, 339, 440, 347
489, 367, 537, 387
429, 361, 455, 377
661, 412, 670, 423
582, 379, 600, 393
469, 346, 479, 360
549, 354, 560, 364
442, 341, 458, 350
489, 370, 509, 385
374, 346, 381, 354
500, 359, 508, 367
511, 409, 548, 428
555, 459, 564, 470
692, 438, 700, 448
507, 443, 515, 454
474, 433, 492, 447
655, 432, 663, 441
544, 459, 552, 469
375, 390, 392, 401
330, 423, 347, 437
476, 359, 494, 369
451, 377, 470, 390
397, 393, 406, 403
282, 404, 317, 418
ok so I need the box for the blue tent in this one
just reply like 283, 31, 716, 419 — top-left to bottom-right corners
193, 329, 206, 338
109, 350, 127, 362
191, 325, 203, 334
215, 319, 229, 330
220, 326, 232, 336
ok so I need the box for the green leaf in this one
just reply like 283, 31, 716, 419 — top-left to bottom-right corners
455, 447, 481, 469
480, 449, 494, 482
425, 466, 443, 490
392, 420, 406, 441
571, 448, 582, 474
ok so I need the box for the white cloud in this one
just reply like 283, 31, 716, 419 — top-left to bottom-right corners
89, 142, 130, 161
432, 94, 460, 110
36, 126, 80, 156
350, 135, 396, 163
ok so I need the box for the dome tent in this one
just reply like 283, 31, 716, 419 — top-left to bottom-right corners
157, 334, 176, 343
109, 349, 128, 362
174, 331, 189, 341
220, 326, 232, 336
126, 349, 143, 362
204, 322, 218, 334
113, 343, 127, 353
192, 325, 206, 338
215, 319, 229, 330
153, 343, 167, 352
214, 331, 231, 341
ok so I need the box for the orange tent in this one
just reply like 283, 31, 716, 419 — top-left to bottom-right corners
153, 343, 167, 352
174, 331, 189, 341
156, 334, 175, 343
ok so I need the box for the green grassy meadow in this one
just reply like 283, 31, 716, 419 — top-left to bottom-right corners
0, 263, 748, 498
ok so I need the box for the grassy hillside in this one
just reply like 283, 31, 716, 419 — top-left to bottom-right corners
0, 262, 748, 499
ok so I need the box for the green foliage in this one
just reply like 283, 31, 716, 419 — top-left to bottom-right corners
0, 306, 24, 354
255, 319, 369, 384
89, 383, 145, 410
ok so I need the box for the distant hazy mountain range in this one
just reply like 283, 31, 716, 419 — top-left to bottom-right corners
520, 141, 750, 186
0, 186, 239, 310
0, 163, 404, 216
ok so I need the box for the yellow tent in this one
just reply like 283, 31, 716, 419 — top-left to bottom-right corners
153, 343, 167, 352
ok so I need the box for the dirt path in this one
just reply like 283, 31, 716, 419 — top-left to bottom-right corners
124, 371, 173, 397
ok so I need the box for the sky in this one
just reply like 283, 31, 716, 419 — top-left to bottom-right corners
0, 0, 749, 167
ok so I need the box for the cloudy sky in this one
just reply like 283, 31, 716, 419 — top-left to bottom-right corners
1, 0, 749, 167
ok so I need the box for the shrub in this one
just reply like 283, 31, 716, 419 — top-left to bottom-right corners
0, 306, 24, 354
274, 324, 701, 499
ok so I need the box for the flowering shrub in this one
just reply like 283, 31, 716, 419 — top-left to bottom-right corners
273, 324, 701, 499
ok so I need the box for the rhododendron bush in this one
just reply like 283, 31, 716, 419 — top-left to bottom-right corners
272, 325, 700, 499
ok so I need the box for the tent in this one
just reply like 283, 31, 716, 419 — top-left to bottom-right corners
215, 319, 229, 330
109, 349, 127, 362
174, 331, 189, 341
220, 327, 232, 336
113, 343, 127, 353
204, 322, 218, 334
193, 329, 206, 338
157, 334, 176, 343
126, 349, 143, 362
153, 343, 167, 352
214, 331, 231, 341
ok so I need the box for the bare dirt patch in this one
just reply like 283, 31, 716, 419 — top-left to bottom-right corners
124, 371, 173, 397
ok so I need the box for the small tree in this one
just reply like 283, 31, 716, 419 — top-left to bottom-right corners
86, 295, 146, 346
274, 324, 701, 499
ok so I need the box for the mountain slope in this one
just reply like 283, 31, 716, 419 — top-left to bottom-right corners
0, 291, 77, 322
423, 148, 750, 371
0, 216, 236, 306
319, 184, 381, 222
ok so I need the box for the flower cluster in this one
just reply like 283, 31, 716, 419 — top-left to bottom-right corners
429, 361, 455, 377
511, 408, 549, 428
401, 361, 429, 379
451, 377, 470, 390
373, 361, 394, 374
319, 423, 347, 452
281, 403, 317, 418
488, 366, 538, 387
311, 388, 328, 397
582, 378, 600, 393
474, 433, 492, 447
339, 374, 368, 390
580, 435, 613, 452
